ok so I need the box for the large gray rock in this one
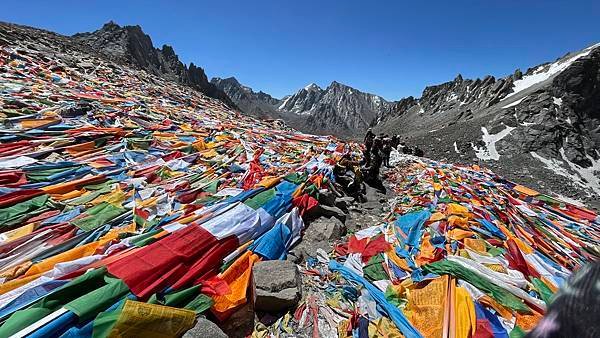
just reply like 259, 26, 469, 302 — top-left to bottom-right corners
317, 189, 337, 206
183, 317, 227, 338
288, 240, 331, 263
306, 204, 347, 223
305, 216, 346, 241
253, 260, 302, 312
364, 183, 386, 202
334, 196, 354, 211
346, 211, 382, 233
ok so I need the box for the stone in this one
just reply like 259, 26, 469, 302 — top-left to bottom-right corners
218, 299, 256, 338
253, 260, 301, 312
289, 239, 331, 262
334, 196, 354, 211
305, 216, 346, 241
318, 189, 337, 206
361, 201, 382, 211
183, 317, 227, 338
346, 212, 381, 233
305, 203, 347, 223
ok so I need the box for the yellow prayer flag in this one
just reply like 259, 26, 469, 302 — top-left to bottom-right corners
108, 300, 196, 338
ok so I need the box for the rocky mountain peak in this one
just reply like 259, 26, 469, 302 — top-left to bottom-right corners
73, 22, 235, 107
161, 44, 176, 58
328, 80, 349, 89
215, 76, 242, 86
303, 83, 322, 92
99, 20, 120, 31
210, 76, 281, 119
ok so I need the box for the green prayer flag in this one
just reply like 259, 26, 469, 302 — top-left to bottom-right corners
423, 260, 530, 312
0, 194, 48, 227
184, 294, 214, 314
148, 285, 202, 309
0, 267, 108, 337
203, 179, 219, 194
73, 202, 126, 231
531, 278, 554, 305
245, 189, 275, 210
64, 276, 130, 323
363, 254, 389, 282
92, 298, 128, 338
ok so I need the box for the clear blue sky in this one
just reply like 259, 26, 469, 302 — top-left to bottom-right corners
2, 1, 600, 100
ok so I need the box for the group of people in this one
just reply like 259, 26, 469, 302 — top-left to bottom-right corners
333, 128, 425, 199
364, 128, 424, 166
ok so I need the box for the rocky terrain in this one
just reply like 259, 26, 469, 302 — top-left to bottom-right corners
2, 20, 598, 206
210, 77, 281, 120
71, 21, 235, 107
376, 43, 600, 208
212, 77, 393, 136
0, 20, 598, 338
216, 44, 600, 207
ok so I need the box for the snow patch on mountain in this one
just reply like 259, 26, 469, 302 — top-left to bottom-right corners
304, 83, 321, 91
553, 97, 563, 106
507, 43, 600, 98
473, 125, 515, 161
502, 96, 527, 108
559, 148, 600, 195
530, 149, 600, 196
278, 97, 291, 110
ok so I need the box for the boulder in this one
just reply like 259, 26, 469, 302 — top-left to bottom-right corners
346, 212, 381, 233
218, 298, 256, 338
253, 260, 302, 313
305, 216, 346, 241
183, 317, 227, 338
311, 204, 347, 223
317, 189, 336, 206
288, 240, 331, 263
364, 183, 385, 202
334, 196, 354, 211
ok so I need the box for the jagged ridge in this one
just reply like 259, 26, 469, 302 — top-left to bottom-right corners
73, 21, 236, 107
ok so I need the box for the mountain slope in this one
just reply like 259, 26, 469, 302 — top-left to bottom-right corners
5, 19, 596, 206
72, 21, 235, 107
376, 43, 600, 207
289, 81, 392, 135
210, 77, 281, 119
212, 78, 392, 136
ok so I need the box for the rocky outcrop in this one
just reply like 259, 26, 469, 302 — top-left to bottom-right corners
300, 81, 393, 135
253, 260, 302, 312
304, 216, 346, 241
211, 77, 281, 119
73, 22, 235, 107
214, 78, 393, 136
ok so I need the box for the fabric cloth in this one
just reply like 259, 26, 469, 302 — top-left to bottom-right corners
329, 260, 423, 338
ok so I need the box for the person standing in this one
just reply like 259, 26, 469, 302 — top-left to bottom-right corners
382, 135, 392, 167
391, 135, 400, 150
363, 128, 375, 166
363, 136, 386, 192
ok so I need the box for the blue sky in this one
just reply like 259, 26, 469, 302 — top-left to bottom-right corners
2, 1, 600, 100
